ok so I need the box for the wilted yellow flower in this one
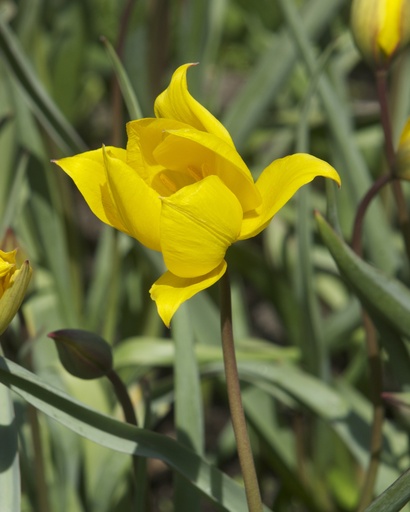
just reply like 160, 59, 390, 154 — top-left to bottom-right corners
0, 249, 32, 335
397, 118, 410, 178
351, 0, 410, 68
55, 64, 340, 327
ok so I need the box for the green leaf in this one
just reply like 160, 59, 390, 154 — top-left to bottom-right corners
172, 303, 204, 510
0, 19, 86, 153
0, 356, 271, 512
315, 213, 410, 341
364, 469, 410, 512
0, 382, 20, 512
100, 36, 142, 121
276, 0, 396, 273
223, 0, 345, 150
114, 336, 298, 368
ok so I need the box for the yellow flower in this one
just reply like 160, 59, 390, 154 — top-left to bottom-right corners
397, 117, 410, 178
351, 0, 410, 68
0, 249, 32, 335
55, 64, 340, 327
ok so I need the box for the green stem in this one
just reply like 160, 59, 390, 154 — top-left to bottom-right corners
351, 173, 393, 255
376, 69, 410, 261
106, 369, 139, 480
220, 270, 263, 512
351, 180, 385, 510
357, 313, 384, 512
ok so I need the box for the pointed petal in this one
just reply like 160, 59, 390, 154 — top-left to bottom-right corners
154, 63, 234, 147
154, 128, 261, 211
54, 147, 128, 234
160, 175, 242, 278
103, 147, 162, 251
378, 0, 402, 56
239, 154, 341, 239
150, 261, 227, 327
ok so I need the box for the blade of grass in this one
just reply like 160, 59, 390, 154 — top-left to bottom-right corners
172, 303, 204, 511
223, 0, 345, 150
276, 0, 396, 273
0, 356, 271, 512
100, 36, 142, 121
0, 19, 86, 153
0, 382, 20, 512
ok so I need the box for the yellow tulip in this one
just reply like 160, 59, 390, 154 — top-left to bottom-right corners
55, 64, 340, 327
351, 0, 410, 68
0, 249, 32, 335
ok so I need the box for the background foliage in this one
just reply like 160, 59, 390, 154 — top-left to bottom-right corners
1, 0, 410, 510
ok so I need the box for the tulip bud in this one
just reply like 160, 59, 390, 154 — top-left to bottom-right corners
397, 118, 410, 179
350, 0, 410, 69
0, 250, 32, 336
47, 329, 113, 379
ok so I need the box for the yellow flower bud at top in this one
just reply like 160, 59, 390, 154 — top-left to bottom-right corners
0, 249, 32, 335
351, 0, 410, 69
396, 118, 410, 179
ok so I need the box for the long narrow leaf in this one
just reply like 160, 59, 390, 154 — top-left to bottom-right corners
0, 356, 271, 512
316, 213, 410, 341
0, 19, 86, 154
0, 382, 20, 512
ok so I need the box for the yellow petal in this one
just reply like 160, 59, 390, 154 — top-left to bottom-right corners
154, 63, 234, 147
239, 154, 341, 240
103, 147, 162, 251
150, 261, 227, 327
0, 249, 16, 278
160, 175, 242, 278
154, 128, 261, 211
54, 147, 128, 234
378, 0, 402, 56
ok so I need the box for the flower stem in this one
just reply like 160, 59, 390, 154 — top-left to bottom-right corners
376, 69, 410, 261
219, 270, 263, 512
357, 313, 384, 512
106, 369, 139, 481
351, 173, 393, 255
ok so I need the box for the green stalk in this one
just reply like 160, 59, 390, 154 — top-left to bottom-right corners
105, 369, 141, 503
219, 270, 263, 512
376, 69, 410, 261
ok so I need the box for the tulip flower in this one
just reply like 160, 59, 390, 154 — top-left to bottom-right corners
0, 249, 32, 335
55, 63, 340, 327
350, 0, 410, 69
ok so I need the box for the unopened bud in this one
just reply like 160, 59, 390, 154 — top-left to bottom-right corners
0, 250, 32, 335
47, 329, 113, 379
350, 0, 410, 69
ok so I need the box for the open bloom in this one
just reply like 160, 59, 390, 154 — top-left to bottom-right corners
55, 64, 340, 327
350, 0, 410, 69
0, 249, 32, 335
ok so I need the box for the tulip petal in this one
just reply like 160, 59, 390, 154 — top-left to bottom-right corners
154, 63, 234, 147
239, 154, 341, 239
378, 0, 402, 56
150, 261, 227, 327
154, 128, 261, 211
0, 250, 16, 278
160, 175, 242, 278
54, 147, 129, 234
103, 147, 162, 251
